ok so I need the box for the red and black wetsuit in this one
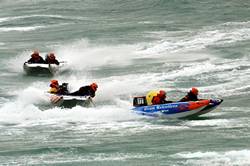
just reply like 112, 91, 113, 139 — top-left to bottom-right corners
179, 92, 198, 102
152, 95, 172, 105
69, 86, 96, 97
27, 56, 46, 64
45, 58, 60, 65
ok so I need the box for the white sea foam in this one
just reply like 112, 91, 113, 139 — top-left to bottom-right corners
184, 119, 231, 127
138, 21, 250, 55
0, 17, 9, 23
138, 21, 153, 24
0, 15, 42, 23
6, 40, 135, 73
0, 101, 133, 125
159, 60, 238, 82
157, 58, 250, 97
0, 26, 44, 32
0, 14, 73, 33
172, 149, 250, 166
0, 14, 87, 24
95, 73, 160, 102
54, 39, 137, 71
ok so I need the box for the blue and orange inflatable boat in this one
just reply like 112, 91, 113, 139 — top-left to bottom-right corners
132, 96, 223, 118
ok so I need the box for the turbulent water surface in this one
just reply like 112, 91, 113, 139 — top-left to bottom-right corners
1, 0, 250, 165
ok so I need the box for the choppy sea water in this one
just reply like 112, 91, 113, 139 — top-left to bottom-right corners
0, 0, 250, 165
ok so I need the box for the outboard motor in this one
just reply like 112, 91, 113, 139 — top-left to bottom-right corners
133, 96, 147, 107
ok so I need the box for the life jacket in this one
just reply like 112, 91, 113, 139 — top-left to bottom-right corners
146, 90, 158, 105
49, 87, 59, 94
152, 95, 162, 105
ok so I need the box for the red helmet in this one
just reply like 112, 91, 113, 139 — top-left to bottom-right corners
50, 80, 59, 88
31, 50, 40, 58
191, 87, 198, 95
90, 82, 98, 91
48, 53, 55, 60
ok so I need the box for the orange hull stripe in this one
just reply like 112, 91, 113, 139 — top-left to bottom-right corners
188, 100, 210, 110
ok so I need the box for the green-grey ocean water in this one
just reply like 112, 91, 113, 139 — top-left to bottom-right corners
1, 0, 250, 165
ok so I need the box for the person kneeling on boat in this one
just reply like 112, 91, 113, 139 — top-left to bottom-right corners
45, 52, 60, 65
146, 90, 172, 105
69, 83, 98, 97
27, 50, 46, 64
152, 90, 173, 105
179, 87, 199, 102
48, 80, 69, 95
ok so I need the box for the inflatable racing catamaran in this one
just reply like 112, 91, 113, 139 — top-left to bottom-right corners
132, 96, 223, 118
47, 93, 93, 108
23, 62, 65, 75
